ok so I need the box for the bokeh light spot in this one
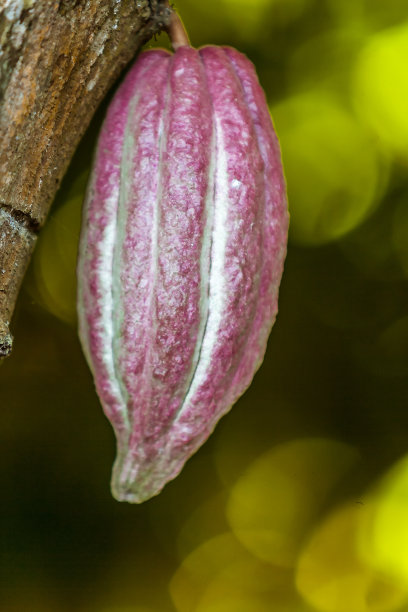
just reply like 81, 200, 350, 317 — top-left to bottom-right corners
226, 438, 359, 567
359, 454, 408, 586
352, 21, 408, 159
220, 0, 271, 38
195, 596, 271, 612
170, 532, 302, 612
296, 503, 408, 612
169, 533, 252, 612
220, 0, 308, 37
288, 27, 365, 94
176, 492, 229, 560
272, 91, 385, 245
30, 172, 87, 325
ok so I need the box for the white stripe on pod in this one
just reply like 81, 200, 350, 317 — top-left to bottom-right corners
78, 183, 130, 432
174, 114, 229, 423
96, 186, 130, 429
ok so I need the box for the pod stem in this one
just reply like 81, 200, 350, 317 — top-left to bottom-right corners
167, 6, 191, 50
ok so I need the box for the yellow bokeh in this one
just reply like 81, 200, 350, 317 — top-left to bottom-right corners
170, 533, 253, 612
296, 503, 408, 612
352, 21, 408, 158
193, 556, 284, 612
272, 91, 385, 246
358, 454, 408, 585
176, 492, 228, 560
159, 0, 271, 46
220, 0, 309, 36
169, 532, 302, 612
195, 596, 271, 612
220, 0, 271, 37
226, 438, 359, 567
288, 27, 365, 94
324, 0, 365, 25
30, 172, 87, 325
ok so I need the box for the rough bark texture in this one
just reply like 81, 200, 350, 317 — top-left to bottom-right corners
0, 0, 171, 358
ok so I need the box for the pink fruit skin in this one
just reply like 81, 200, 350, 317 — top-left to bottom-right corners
77, 45, 288, 503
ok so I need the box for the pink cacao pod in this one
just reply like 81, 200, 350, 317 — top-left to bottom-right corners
77, 43, 288, 503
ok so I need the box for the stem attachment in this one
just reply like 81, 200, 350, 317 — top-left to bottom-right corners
167, 8, 191, 50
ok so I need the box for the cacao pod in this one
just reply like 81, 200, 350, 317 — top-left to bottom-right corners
77, 44, 288, 503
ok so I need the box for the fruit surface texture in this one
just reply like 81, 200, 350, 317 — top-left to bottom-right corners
77, 44, 288, 503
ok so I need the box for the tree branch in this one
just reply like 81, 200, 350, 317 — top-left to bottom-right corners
0, 0, 171, 358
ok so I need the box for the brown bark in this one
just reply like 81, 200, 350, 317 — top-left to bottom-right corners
0, 0, 171, 358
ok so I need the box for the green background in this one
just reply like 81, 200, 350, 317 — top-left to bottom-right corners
2, 1, 408, 610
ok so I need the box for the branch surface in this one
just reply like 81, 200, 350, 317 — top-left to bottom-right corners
0, 0, 170, 357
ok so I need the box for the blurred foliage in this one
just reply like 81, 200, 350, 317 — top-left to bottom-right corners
1, 0, 408, 611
